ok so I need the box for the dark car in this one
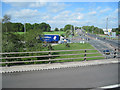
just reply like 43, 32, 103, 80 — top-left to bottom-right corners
103, 50, 110, 55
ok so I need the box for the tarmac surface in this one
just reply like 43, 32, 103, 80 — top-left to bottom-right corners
2, 62, 119, 88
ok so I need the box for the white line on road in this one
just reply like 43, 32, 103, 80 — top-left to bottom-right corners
99, 84, 120, 89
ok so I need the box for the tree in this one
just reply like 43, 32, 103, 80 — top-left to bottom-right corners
2, 15, 11, 23
39, 22, 51, 32
65, 30, 71, 38
25, 23, 32, 32
24, 28, 44, 51
82, 26, 104, 34
60, 28, 64, 31
12, 23, 24, 32
64, 24, 74, 37
2, 33, 24, 52
54, 28, 59, 31
2, 15, 11, 32
64, 24, 74, 32
2, 15, 24, 52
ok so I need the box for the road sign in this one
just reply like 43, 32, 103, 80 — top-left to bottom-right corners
108, 32, 110, 36
112, 32, 116, 37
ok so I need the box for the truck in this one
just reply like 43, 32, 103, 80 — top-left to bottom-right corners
40, 35, 60, 43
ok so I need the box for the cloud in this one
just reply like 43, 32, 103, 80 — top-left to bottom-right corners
2, 0, 47, 2
88, 11, 96, 15
42, 15, 51, 20
71, 13, 84, 20
114, 8, 118, 13
100, 8, 111, 13
96, 6, 101, 10
75, 8, 84, 12
29, 2, 47, 8
6, 9, 40, 18
2, 2, 47, 8
53, 10, 84, 20
53, 11, 71, 20
47, 2, 66, 13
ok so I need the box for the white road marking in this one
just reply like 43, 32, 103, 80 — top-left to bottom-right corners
99, 84, 120, 89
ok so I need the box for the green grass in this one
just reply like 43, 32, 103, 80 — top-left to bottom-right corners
14, 31, 65, 36
14, 32, 26, 35
2, 43, 105, 66
43, 31, 65, 35
53, 43, 94, 50
50, 43, 105, 63
99, 35, 118, 40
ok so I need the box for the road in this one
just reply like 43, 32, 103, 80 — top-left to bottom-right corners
87, 33, 119, 48
2, 63, 119, 88
87, 32, 119, 58
73, 29, 119, 58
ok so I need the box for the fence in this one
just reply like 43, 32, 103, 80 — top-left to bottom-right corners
0, 49, 104, 66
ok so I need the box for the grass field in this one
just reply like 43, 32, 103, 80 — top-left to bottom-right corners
43, 31, 65, 35
50, 43, 105, 63
14, 32, 26, 35
99, 35, 118, 40
14, 31, 65, 36
2, 43, 105, 66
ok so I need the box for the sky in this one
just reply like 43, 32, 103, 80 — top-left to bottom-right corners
1, 0, 119, 29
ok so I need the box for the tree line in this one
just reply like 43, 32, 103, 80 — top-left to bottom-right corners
2, 15, 51, 33
82, 26, 104, 34
2, 22, 51, 32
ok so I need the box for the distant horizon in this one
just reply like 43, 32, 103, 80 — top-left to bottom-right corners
1, 1, 118, 29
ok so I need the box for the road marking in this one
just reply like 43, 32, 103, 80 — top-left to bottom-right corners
99, 84, 120, 89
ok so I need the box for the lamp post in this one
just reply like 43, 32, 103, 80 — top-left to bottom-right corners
24, 23, 26, 32
106, 18, 108, 35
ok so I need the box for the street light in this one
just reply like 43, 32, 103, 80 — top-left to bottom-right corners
106, 17, 108, 34
24, 23, 26, 32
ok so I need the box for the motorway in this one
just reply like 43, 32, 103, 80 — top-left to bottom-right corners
2, 63, 119, 88
87, 33, 119, 48
73, 29, 119, 59
87, 33, 119, 58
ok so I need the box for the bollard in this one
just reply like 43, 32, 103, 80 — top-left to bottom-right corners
114, 49, 117, 58
49, 51, 51, 64
84, 50, 87, 61
84, 57, 86, 61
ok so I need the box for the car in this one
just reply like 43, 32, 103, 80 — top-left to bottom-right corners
58, 40, 64, 44
103, 38, 106, 40
103, 50, 110, 55
66, 39, 71, 43
58, 39, 71, 44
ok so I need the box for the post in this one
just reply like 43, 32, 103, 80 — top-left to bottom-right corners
24, 23, 26, 32
5, 56, 8, 67
106, 18, 108, 34
48, 51, 51, 64
114, 49, 117, 58
48, 43, 51, 64
84, 50, 87, 61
